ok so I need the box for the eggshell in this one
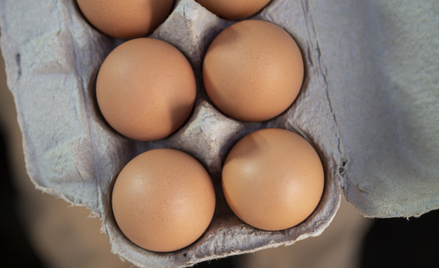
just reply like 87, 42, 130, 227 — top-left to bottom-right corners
112, 148, 216, 252
195, 0, 272, 20
222, 128, 324, 231
203, 20, 304, 122
96, 38, 196, 141
76, 0, 175, 39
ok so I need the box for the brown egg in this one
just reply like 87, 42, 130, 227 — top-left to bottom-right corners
112, 149, 216, 252
222, 128, 324, 231
77, 0, 174, 39
196, 0, 272, 20
96, 38, 196, 141
203, 20, 304, 122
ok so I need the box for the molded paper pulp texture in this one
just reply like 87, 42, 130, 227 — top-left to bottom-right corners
0, 0, 438, 267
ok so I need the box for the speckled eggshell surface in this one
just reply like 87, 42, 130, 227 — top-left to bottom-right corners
76, 0, 175, 39
1, 0, 439, 267
222, 128, 324, 231
96, 38, 196, 141
112, 149, 216, 252
203, 20, 304, 122
195, 0, 272, 20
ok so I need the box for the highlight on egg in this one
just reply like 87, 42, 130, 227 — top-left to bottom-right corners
96, 38, 196, 141
112, 149, 216, 252
203, 20, 304, 122
222, 128, 324, 231
77, 0, 175, 39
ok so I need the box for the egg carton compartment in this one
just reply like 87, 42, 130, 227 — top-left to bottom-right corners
1, 0, 438, 267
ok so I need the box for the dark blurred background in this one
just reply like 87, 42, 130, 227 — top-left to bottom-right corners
1, 47, 438, 268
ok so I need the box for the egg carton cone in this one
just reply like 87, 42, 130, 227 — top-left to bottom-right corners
1, 0, 438, 267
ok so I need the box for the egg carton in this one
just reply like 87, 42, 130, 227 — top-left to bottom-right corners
1, 0, 438, 267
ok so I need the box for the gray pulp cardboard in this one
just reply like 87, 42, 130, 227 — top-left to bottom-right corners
1, 0, 438, 267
